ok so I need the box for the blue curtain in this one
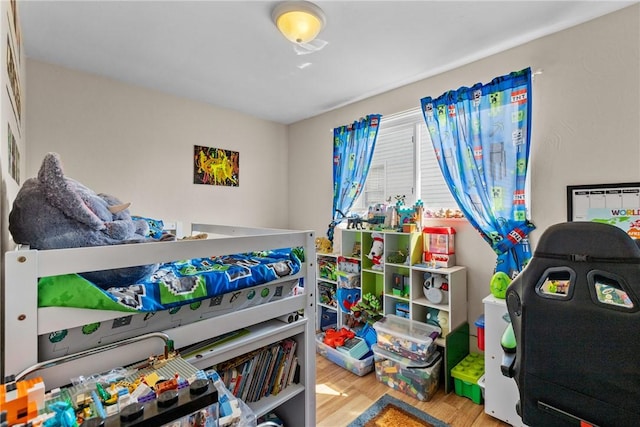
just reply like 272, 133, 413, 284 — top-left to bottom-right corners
327, 114, 382, 243
420, 69, 534, 278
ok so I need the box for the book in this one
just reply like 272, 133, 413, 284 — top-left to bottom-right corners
252, 345, 275, 402
242, 351, 262, 401
278, 339, 297, 393
287, 356, 299, 387
260, 344, 281, 399
268, 345, 287, 396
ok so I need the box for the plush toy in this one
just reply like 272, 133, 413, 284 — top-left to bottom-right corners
315, 236, 333, 254
8, 152, 167, 289
367, 232, 384, 270
423, 272, 449, 304
490, 271, 512, 299
426, 307, 449, 336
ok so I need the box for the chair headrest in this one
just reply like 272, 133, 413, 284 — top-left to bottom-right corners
534, 222, 640, 261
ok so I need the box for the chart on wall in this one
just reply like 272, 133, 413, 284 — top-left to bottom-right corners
567, 183, 640, 239
193, 145, 239, 187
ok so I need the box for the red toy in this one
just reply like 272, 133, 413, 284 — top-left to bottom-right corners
323, 328, 355, 348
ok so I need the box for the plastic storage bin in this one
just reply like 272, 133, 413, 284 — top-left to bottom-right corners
373, 344, 441, 401
372, 314, 440, 362
475, 314, 485, 351
451, 353, 485, 404
316, 333, 374, 376
477, 374, 486, 401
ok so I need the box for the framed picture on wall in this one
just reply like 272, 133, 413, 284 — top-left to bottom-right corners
193, 145, 239, 187
567, 182, 640, 238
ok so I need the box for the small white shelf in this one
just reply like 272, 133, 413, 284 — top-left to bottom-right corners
318, 302, 337, 310
247, 383, 305, 418
183, 319, 306, 369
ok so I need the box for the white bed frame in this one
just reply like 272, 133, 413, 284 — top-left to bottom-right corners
2, 223, 317, 426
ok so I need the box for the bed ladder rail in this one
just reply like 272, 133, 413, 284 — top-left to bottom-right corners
15, 331, 171, 382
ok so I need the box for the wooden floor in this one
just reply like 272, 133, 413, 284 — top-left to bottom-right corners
315, 353, 510, 427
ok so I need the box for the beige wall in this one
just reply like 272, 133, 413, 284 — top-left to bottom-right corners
25, 60, 291, 229
288, 5, 640, 335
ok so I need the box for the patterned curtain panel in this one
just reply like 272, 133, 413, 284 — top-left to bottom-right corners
327, 114, 382, 243
421, 69, 534, 277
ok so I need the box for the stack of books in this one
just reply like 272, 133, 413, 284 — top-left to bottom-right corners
216, 338, 298, 403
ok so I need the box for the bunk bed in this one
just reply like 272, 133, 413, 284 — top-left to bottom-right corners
2, 223, 317, 426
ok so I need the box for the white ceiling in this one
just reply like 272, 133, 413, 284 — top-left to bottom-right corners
18, 1, 637, 125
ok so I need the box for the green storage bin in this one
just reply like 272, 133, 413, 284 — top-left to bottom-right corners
451, 353, 485, 404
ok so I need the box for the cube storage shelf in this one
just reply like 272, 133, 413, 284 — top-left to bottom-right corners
315, 229, 469, 392
316, 254, 339, 331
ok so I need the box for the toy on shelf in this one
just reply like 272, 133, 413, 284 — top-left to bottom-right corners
337, 288, 361, 313
424, 208, 465, 219
367, 232, 384, 270
423, 272, 449, 304
422, 226, 456, 268
386, 249, 408, 265
336, 271, 360, 289
391, 273, 410, 298
337, 256, 360, 274
490, 271, 512, 299
318, 282, 337, 307
414, 200, 424, 230
366, 203, 388, 230
352, 241, 361, 257
426, 307, 449, 336
346, 214, 367, 230
320, 307, 337, 331
315, 237, 333, 254
350, 292, 383, 324
318, 256, 337, 281
395, 302, 410, 318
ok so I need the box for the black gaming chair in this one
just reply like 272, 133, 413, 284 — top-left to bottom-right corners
502, 222, 640, 427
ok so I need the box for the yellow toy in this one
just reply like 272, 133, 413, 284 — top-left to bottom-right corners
315, 237, 333, 254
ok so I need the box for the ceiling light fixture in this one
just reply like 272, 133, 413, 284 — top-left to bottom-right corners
272, 1, 326, 44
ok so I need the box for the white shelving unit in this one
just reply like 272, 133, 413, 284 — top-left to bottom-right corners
483, 294, 527, 426
316, 253, 340, 331
321, 228, 469, 392
184, 317, 311, 423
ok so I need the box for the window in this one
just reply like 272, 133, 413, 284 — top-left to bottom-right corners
352, 108, 457, 214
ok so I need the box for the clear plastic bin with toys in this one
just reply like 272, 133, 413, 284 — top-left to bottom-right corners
316, 333, 373, 377
372, 314, 440, 363
373, 344, 442, 402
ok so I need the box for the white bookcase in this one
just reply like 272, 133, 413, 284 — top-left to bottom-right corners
315, 228, 469, 392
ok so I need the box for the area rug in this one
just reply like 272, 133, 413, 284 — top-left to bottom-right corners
347, 394, 450, 427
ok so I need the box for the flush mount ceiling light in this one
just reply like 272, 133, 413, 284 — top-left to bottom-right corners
272, 1, 326, 44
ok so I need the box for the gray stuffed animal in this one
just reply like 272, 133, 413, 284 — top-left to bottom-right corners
9, 152, 164, 289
